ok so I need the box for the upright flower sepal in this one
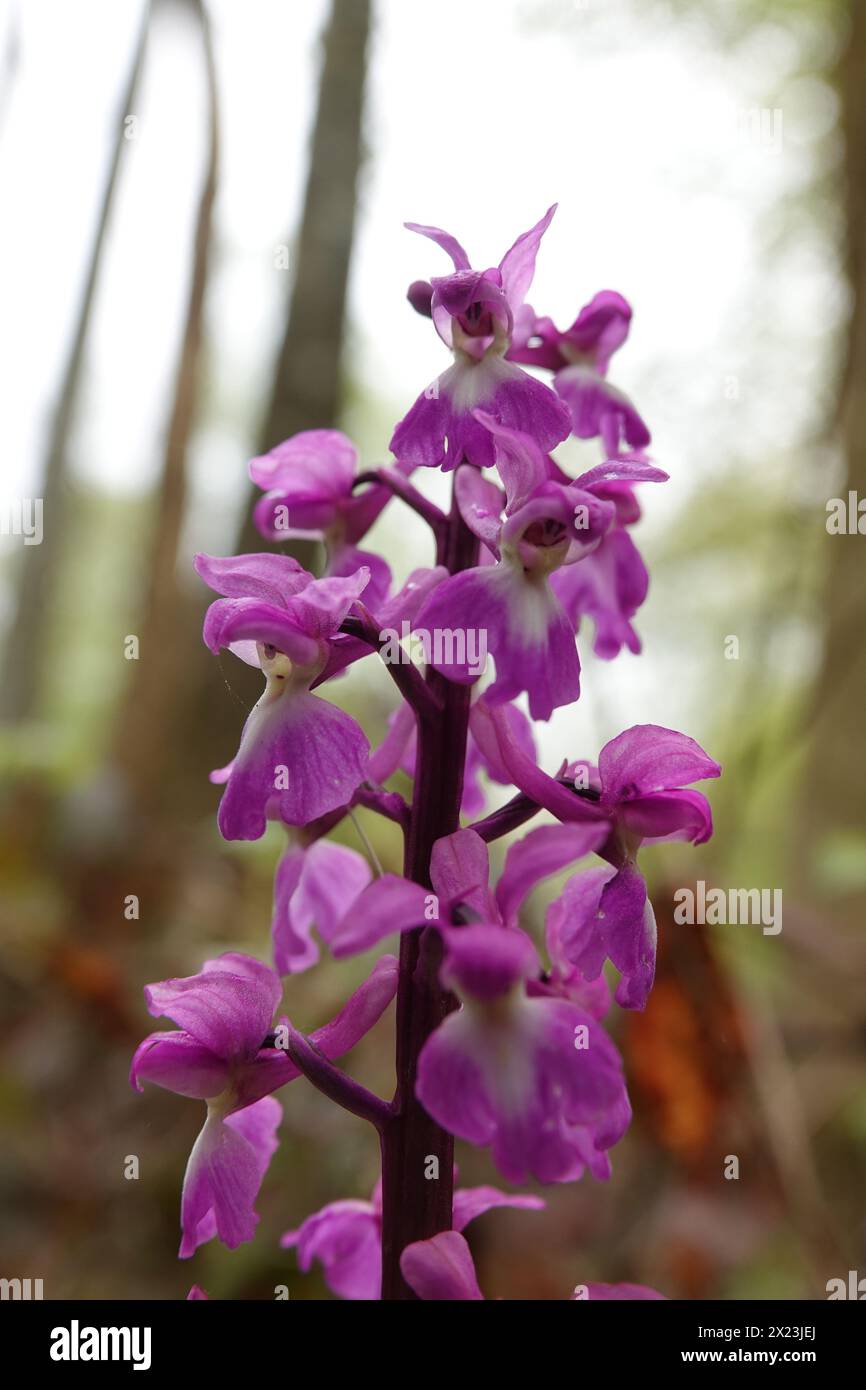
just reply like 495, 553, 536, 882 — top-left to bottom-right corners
391, 210, 572, 469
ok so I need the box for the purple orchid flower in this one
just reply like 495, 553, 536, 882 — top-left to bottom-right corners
391, 209, 572, 470
195, 553, 372, 835
547, 459, 665, 660
323, 813, 612, 961
510, 290, 650, 457
270, 839, 373, 974
412, 416, 665, 719
249, 429, 413, 609
472, 705, 721, 1009
131, 952, 398, 1257
281, 1177, 543, 1300
141, 207, 722, 1301
399, 1231, 667, 1301
390, 825, 632, 1186
416, 921, 631, 1185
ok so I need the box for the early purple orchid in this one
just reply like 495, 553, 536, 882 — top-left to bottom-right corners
195, 553, 372, 834
413, 415, 665, 718
270, 838, 373, 974
416, 920, 631, 1185
282, 1177, 543, 1301
132, 952, 398, 1257
472, 706, 721, 1008
249, 429, 413, 609
136, 207, 719, 1302
510, 289, 651, 458
391, 209, 573, 470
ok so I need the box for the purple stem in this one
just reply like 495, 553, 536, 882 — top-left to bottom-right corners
379, 484, 480, 1300
470, 780, 604, 843
285, 1022, 391, 1130
353, 468, 447, 535
340, 608, 442, 721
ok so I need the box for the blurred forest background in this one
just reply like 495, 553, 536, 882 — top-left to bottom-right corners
1, 0, 865, 1300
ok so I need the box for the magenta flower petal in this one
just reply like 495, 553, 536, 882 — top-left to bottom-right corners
417, 988, 630, 1184
575, 1281, 667, 1300
282, 1199, 381, 1300
495, 822, 610, 929
328, 876, 434, 958
400, 1231, 485, 1301
271, 841, 373, 974
617, 788, 715, 845
248, 428, 357, 497
454, 464, 504, 554
144, 953, 281, 1060
551, 529, 648, 659
452, 1185, 545, 1231
473, 410, 548, 512
218, 691, 370, 837
470, 699, 607, 826
179, 1095, 281, 1258
555, 367, 651, 453
327, 544, 392, 612
129, 1032, 230, 1099
546, 865, 615, 985
562, 290, 633, 374
203, 597, 323, 669
415, 564, 580, 721
368, 701, 416, 783
599, 724, 722, 803
597, 863, 657, 1009
391, 358, 570, 471
194, 551, 309, 602
307, 953, 399, 1056
439, 924, 540, 1001
572, 457, 668, 490
430, 829, 498, 922
466, 697, 535, 787
315, 565, 448, 685
405, 221, 471, 271
498, 204, 557, 313
187, 1285, 209, 1300
288, 569, 372, 636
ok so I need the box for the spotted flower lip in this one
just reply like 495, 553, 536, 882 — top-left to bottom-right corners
194, 555, 372, 835
131, 952, 399, 1258
390, 208, 572, 470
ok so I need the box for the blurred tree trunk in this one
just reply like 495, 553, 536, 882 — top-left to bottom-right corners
236, 0, 371, 554
0, 4, 149, 721
109, 0, 219, 815
801, 0, 866, 896
171, 0, 372, 817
